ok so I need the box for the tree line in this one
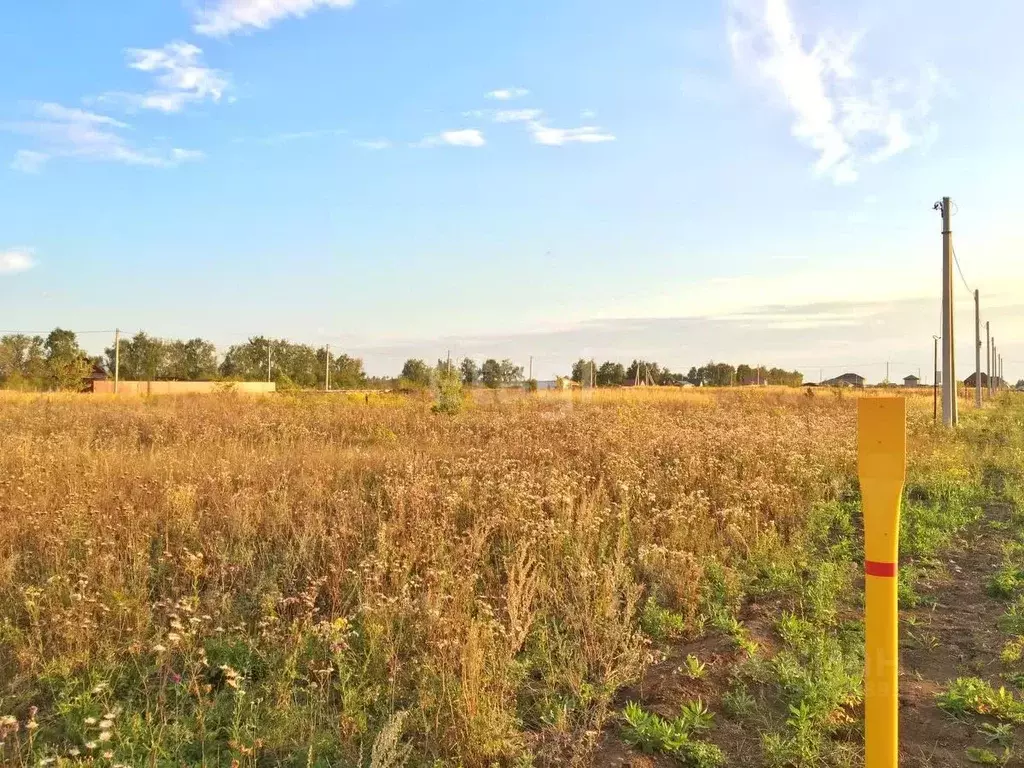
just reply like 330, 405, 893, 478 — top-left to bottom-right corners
570, 359, 804, 387
1, 328, 805, 392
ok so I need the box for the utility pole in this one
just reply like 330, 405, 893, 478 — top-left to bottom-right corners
528, 356, 533, 382
975, 290, 982, 407
113, 328, 121, 394
932, 335, 939, 423
886, 360, 890, 384
267, 340, 272, 383
446, 349, 451, 375
987, 322, 992, 397
325, 344, 331, 391
939, 197, 956, 426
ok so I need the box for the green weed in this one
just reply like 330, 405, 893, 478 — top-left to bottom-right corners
682, 654, 707, 680
620, 702, 724, 767
937, 678, 1024, 723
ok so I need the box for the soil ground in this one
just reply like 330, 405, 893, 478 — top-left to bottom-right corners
594, 502, 1021, 767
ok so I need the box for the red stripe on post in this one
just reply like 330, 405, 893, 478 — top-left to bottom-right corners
865, 560, 897, 578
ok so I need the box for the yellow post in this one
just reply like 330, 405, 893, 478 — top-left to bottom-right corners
858, 397, 907, 768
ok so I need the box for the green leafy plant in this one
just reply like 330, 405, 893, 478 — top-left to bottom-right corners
620, 702, 724, 767
682, 654, 707, 680
677, 700, 714, 734
989, 565, 1024, 599
965, 746, 1001, 765
722, 684, 756, 719
938, 678, 1024, 723
981, 722, 1014, 748
640, 598, 687, 642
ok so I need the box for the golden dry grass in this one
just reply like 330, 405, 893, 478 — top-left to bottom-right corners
0, 387, 976, 766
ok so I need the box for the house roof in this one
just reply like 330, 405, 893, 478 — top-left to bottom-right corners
903, 374, 920, 381
824, 372, 865, 383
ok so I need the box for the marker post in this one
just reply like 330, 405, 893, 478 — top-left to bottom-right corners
858, 397, 907, 768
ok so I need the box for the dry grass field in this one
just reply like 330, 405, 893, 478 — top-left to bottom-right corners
0, 388, 1021, 767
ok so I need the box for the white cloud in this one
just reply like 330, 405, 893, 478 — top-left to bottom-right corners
115, 42, 229, 113
727, 0, 936, 184
415, 129, 486, 148
171, 148, 206, 162
0, 249, 35, 275
486, 88, 529, 101
493, 108, 543, 123
5, 103, 204, 170
11, 150, 49, 173
194, 0, 356, 37
354, 138, 391, 150
528, 122, 616, 146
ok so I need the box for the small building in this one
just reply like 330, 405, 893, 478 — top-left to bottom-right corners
902, 374, 920, 388
822, 372, 866, 388
964, 372, 995, 388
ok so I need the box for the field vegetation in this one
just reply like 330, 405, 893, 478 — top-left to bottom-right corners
0, 387, 1020, 767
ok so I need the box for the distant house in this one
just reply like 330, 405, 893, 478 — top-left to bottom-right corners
81, 362, 108, 392
822, 372, 866, 388
902, 375, 920, 388
964, 372, 996, 388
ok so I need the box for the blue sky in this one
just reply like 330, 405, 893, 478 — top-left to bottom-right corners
1, 0, 1022, 382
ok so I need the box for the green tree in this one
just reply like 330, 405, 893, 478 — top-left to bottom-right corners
400, 359, 432, 387
480, 358, 502, 388
459, 357, 479, 386
164, 338, 218, 380
571, 358, 595, 385
498, 359, 524, 384
0, 334, 46, 390
626, 360, 663, 385
44, 328, 90, 391
597, 361, 626, 387
331, 354, 367, 389
221, 337, 273, 382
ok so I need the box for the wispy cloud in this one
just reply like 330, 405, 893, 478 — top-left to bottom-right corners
194, 0, 356, 37
727, 0, 936, 184
528, 122, 616, 146
11, 150, 48, 173
0, 249, 36, 275
171, 148, 206, 162
493, 108, 543, 123
104, 42, 229, 113
486, 88, 529, 101
234, 128, 346, 145
5, 103, 204, 171
414, 129, 486, 148
353, 138, 392, 150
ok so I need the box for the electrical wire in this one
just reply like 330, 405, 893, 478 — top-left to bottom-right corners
951, 242, 972, 293
0, 329, 117, 335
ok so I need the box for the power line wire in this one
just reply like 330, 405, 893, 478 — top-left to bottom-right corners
951, 241, 972, 293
